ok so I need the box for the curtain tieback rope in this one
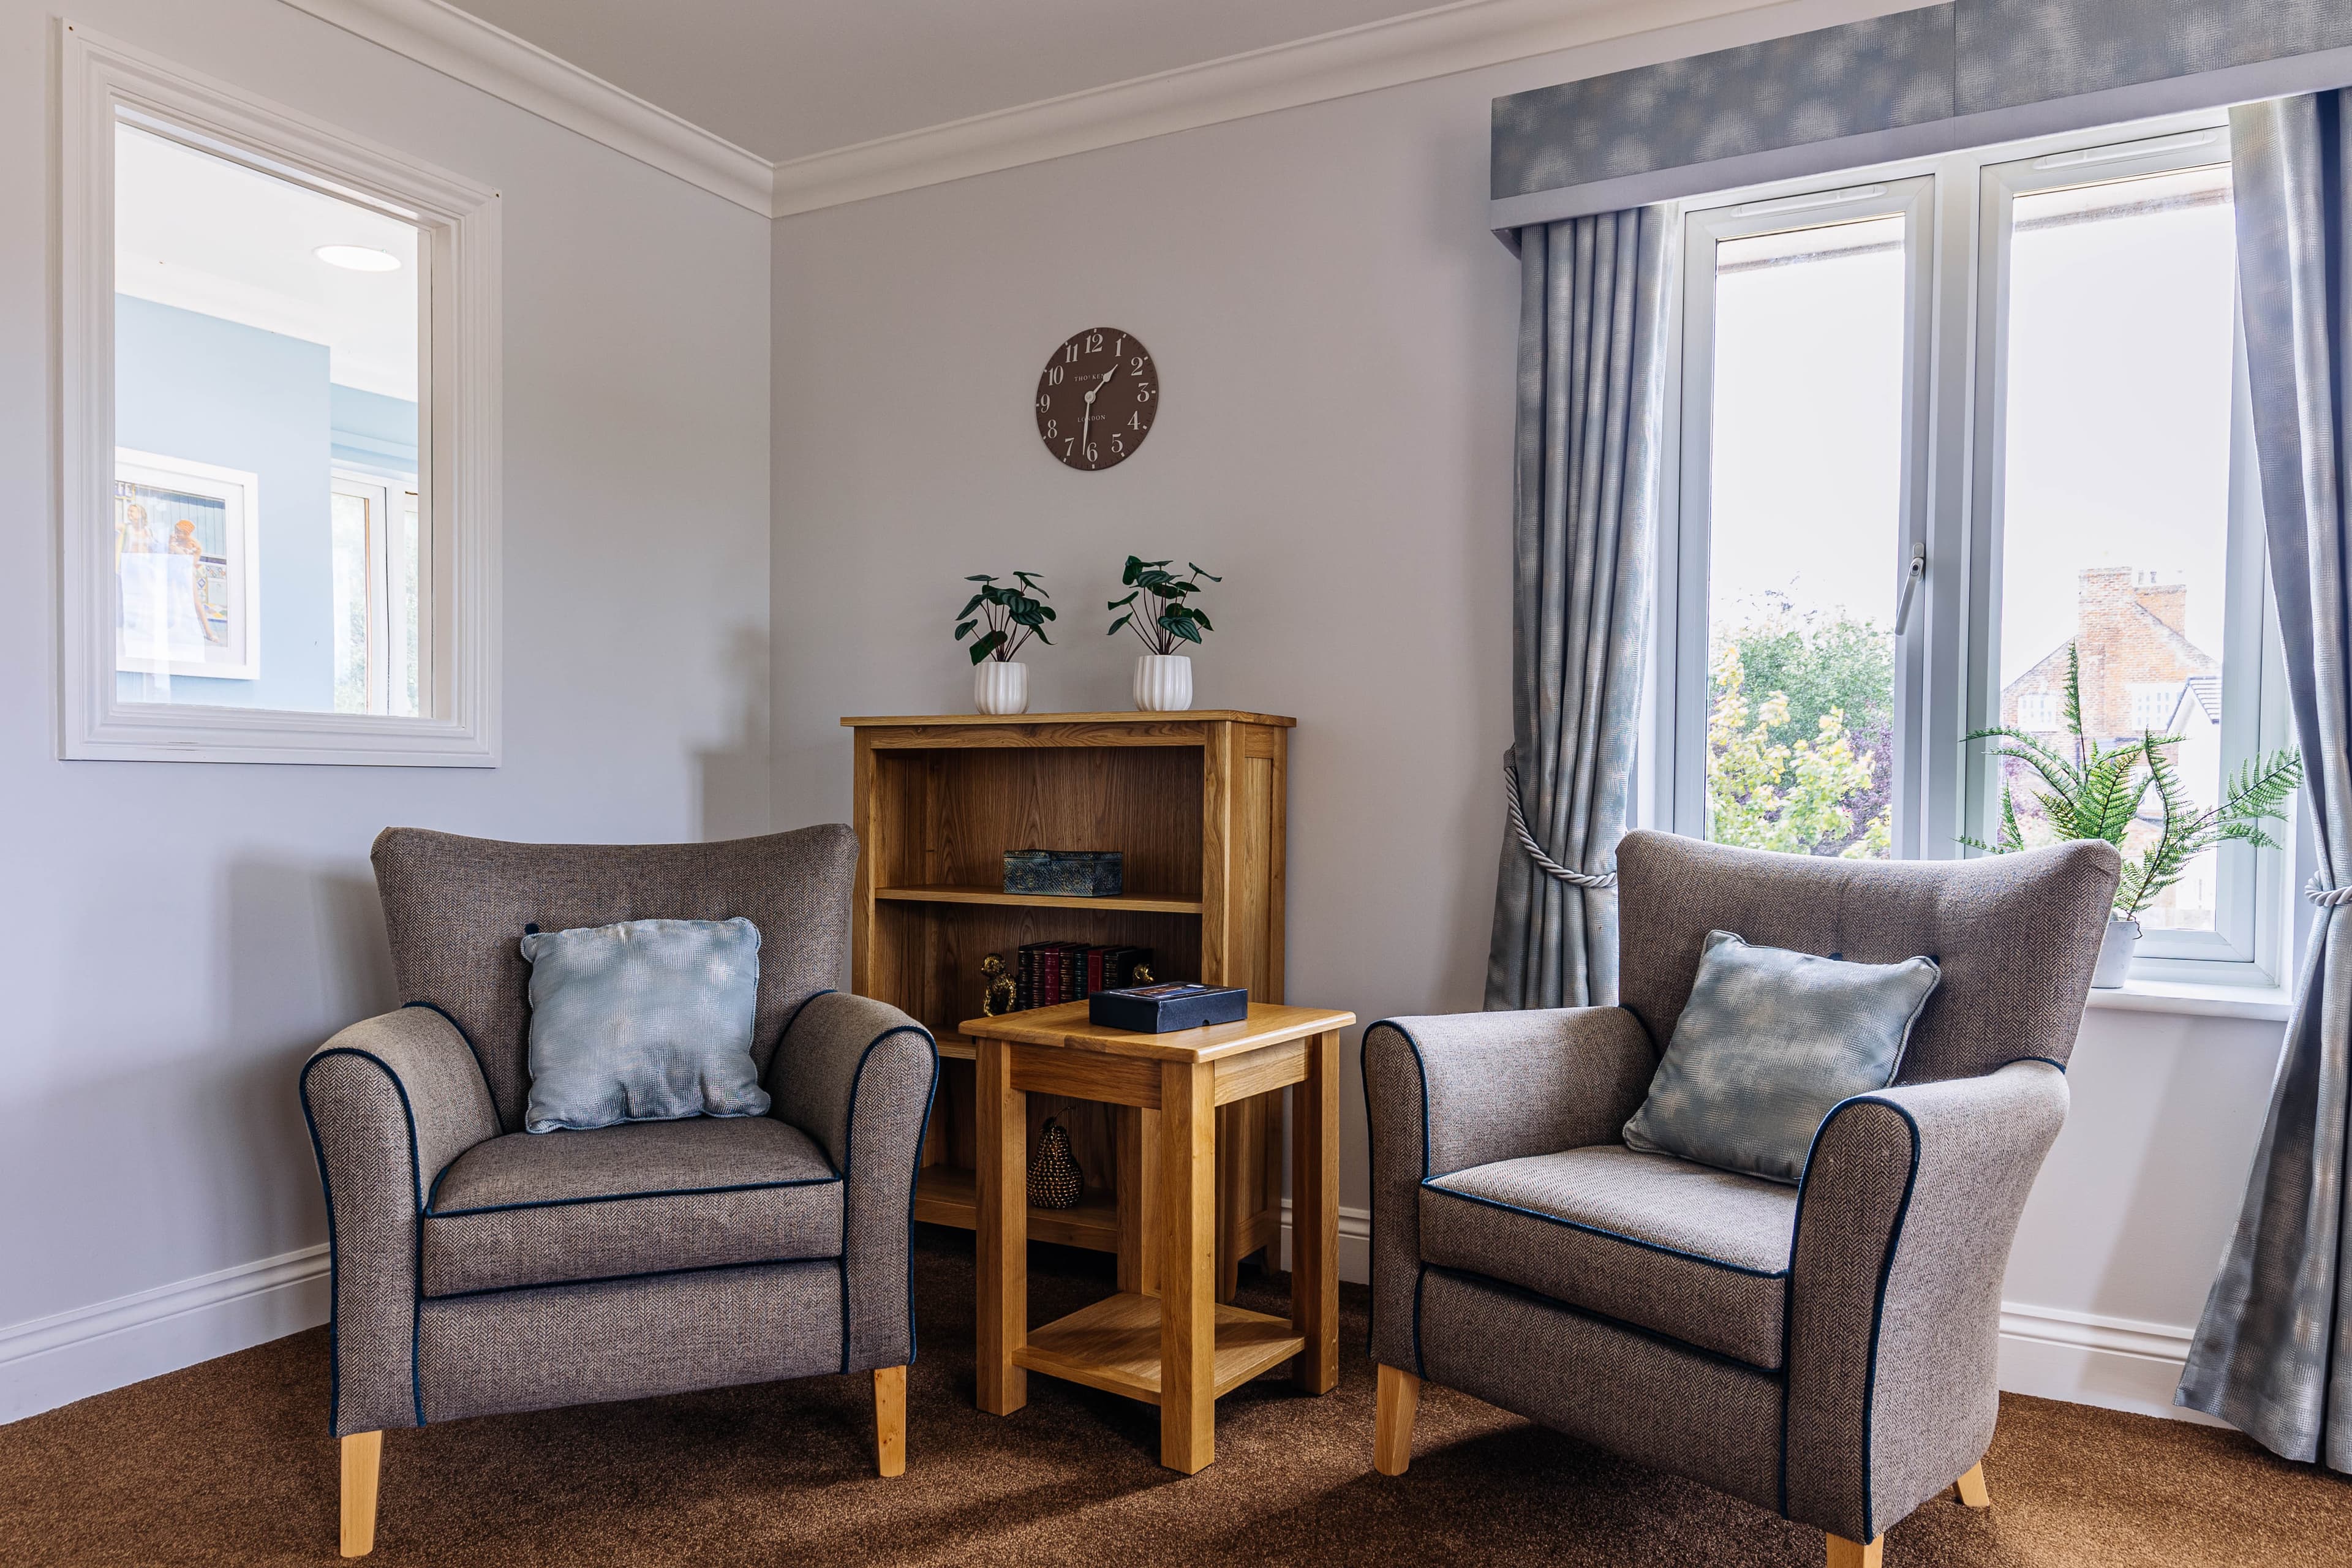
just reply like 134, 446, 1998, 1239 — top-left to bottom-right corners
2304, 872, 2352, 907
1504, 758, 1617, 890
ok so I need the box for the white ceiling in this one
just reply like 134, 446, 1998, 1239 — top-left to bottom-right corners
448, 0, 1440, 164
116, 125, 420, 401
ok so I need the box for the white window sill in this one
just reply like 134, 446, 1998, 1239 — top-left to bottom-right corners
2082, 978, 2293, 1023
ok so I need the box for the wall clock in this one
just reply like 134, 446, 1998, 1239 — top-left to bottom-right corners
1035, 327, 1155, 470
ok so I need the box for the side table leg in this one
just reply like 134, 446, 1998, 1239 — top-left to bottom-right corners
1291, 1030, 1340, 1393
1116, 1104, 1161, 1298
976, 1038, 1027, 1415
1161, 1058, 1217, 1472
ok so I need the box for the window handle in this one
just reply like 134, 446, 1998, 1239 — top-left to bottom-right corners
1894, 541, 1926, 635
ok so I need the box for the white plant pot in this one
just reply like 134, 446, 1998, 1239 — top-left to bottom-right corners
973, 660, 1029, 715
2089, 915, 2140, 989
1133, 654, 1193, 712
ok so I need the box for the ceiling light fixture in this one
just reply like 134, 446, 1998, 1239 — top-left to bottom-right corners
314, 244, 401, 272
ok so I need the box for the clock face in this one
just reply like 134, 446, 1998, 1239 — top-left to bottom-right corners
1036, 328, 1156, 470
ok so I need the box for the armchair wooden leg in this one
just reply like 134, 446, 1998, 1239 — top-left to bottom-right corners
873, 1365, 906, 1477
1825, 1533, 1881, 1567
1374, 1364, 1420, 1476
339, 1431, 382, 1558
1955, 1460, 1991, 1508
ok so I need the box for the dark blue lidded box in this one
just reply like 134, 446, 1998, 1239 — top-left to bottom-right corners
1003, 849, 1124, 898
1089, 982, 1250, 1033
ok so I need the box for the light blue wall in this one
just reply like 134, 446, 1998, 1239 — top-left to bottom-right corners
115, 296, 332, 710
113, 297, 419, 710
331, 382, 418, 474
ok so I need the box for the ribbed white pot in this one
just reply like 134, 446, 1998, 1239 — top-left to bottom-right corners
973, 660, 1029, 715
2089, 916, 2139, 989
1133, 654, 1193, 712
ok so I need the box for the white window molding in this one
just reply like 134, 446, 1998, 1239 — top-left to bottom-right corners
58, 21, 500, 766
1653, 105, 2297, 991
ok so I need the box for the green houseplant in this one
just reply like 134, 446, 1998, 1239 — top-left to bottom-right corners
1107, 556, 1219, 712
1964, 643, 2300, 986
953, 571, 1054, 715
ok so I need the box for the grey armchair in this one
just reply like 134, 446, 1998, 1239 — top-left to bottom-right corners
300, 825, 936, 1557
1364, 830, 2119, 1567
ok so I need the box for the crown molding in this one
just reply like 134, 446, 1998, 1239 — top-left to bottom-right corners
275, 0, 1871, 221
275, 0, 773, 214
765, 0, 1810, 217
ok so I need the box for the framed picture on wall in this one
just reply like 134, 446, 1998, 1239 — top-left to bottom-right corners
114, 448, 260, 682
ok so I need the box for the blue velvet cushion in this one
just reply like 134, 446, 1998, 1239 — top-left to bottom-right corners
518, 916, 770, 1134
1621, 930, 1940, 1183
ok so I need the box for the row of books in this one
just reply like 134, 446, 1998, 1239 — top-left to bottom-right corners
1014, 942, 1152, 1010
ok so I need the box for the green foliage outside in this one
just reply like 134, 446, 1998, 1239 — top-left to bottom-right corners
1706, 602, 1894, 859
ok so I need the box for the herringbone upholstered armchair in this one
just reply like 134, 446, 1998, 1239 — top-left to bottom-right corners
300, 824, 936, 1557
1364, 830, 2120, 1567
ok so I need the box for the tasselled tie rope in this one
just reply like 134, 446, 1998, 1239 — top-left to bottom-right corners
1504, 757, 1617, 890
2305, 872, 2352, 907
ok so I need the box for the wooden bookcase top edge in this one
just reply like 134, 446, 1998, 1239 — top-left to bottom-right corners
841, 710, 1294, 729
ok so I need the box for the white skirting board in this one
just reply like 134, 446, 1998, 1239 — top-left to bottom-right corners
1277, 1202, 2221, 1428
1994, 1302, 2222, 1427
5, 1216, 2219, 1431
0, 1245, 330, 1425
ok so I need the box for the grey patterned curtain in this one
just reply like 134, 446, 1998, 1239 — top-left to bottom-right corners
2177, 90, 2352, 1470
1485, 207, 1676, 1011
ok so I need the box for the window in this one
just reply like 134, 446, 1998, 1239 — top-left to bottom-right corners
59, 24, 499, 765
1662, 116, 2292, 985
1675, 182, 1931, 861
331, 472, 424, 717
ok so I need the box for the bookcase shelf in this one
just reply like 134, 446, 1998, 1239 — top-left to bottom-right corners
875, 884, 1205, 914
845, 710, 1292, 1289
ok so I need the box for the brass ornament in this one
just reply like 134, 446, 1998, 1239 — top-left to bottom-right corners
980, 953, 1016, 1017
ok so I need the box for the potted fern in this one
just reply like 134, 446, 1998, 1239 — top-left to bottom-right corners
1964, 644, 2300, 987
953, 571, 1054, 715
1107, 556, 1219, 711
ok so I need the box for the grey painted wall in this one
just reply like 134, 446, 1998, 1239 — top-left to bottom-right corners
770, 0, 2281, 1420
1, 0, 770, 1412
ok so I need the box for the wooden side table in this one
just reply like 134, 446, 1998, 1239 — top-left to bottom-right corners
961, 1000, 1353, 1474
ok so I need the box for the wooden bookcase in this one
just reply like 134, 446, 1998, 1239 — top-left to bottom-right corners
843, 710, 1292, 1297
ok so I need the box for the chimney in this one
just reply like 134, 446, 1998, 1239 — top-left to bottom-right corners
2135, 575, 2188, 635
2075, 568, 2135, 738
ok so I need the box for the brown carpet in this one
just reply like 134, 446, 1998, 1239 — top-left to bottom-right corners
3, 1228, 2345, 1566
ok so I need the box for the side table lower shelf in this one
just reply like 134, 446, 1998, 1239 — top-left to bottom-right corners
1015, 1292, 1306, 1406
913, 1164, 1121, 1253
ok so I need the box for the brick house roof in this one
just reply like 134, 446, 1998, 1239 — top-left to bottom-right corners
2001, 567, 2219, 744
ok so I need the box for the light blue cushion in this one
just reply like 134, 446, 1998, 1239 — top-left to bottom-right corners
1621, 929, 1940, 1184
519, 916, 769, 1134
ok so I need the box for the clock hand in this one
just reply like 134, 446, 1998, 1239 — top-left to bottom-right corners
1080, 364, 1118, 451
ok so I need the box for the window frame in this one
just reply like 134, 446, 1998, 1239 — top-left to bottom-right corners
330, 466, 425, 718
1665, 176, 1937, 860
58, 22, 500, 766
1650, 107, 2296, 989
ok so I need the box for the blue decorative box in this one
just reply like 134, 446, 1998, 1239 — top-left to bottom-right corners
1090, 982, 1249, 1033
1003, 849, 1124, 898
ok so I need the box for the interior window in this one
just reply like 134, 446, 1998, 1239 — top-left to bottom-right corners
113, 121, 422, 715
